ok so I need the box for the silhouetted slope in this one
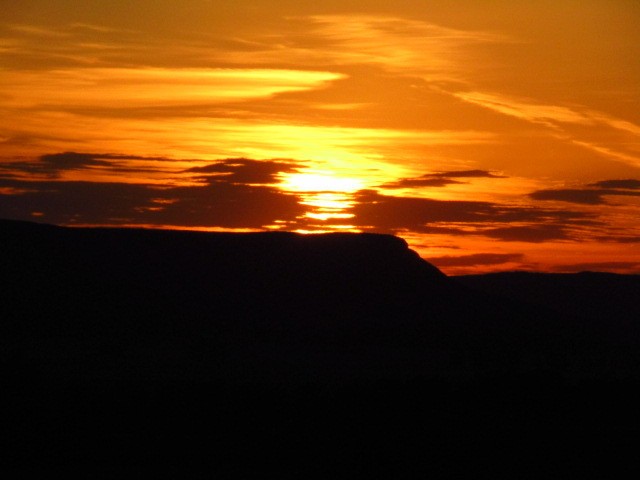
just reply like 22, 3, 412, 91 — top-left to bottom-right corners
2, 219, 640, 473
455, 270, 640, 323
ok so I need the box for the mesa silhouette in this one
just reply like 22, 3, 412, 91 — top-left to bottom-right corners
2, 219, 639, 468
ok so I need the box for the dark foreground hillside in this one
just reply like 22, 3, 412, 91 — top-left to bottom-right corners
2, 219, 639, 474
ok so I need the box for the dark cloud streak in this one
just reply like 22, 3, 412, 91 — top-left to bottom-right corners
383, 169, 504, 189
589, 179, 640, 190
549, 261, 640, 274
0, 152, 180, 178
481, 225, 570, 243
530, 179, 640, 205
0, 156, 306, 228
353, 189, 591, 242
185, 158, 300, 185
529, 189, 606, 205
427, 253, 524, 267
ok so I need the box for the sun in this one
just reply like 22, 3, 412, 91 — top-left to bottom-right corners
279, 171, 364, 193
275, 171, 364, 229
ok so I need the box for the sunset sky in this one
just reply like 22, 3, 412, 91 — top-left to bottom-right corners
2, 0, 639, 274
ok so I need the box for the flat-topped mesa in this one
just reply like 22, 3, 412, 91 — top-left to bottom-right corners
217, 230, 446, 280
0, 219, 444, 281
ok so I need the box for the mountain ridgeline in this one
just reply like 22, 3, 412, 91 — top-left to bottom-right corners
2, 219, 640, 470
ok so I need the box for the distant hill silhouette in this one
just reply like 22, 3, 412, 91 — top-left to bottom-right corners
456, 270, 640, 324
2, 219, 639, 474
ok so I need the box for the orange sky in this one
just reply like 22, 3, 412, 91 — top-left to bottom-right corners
1, 0, 640, 274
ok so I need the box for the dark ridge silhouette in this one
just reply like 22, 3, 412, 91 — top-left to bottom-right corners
455, 270, 640, 324
2, 219, 639, 473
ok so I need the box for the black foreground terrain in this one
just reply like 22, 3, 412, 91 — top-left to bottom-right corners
2, 219, 639, 474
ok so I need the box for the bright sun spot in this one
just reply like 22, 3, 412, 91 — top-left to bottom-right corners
279, 172, 364, 193
278, 172, 362, 228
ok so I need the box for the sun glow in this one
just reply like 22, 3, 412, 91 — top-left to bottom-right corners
278, 172, 363, 228
298, 192, 356, 209
279, 172, 364, 193
299, 192, 356, 220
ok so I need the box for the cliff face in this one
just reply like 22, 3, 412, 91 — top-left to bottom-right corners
1, 220, 445, 334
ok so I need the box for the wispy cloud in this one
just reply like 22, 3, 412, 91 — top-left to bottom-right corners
590, 179, 640, 190
569, 140, 640, 168
530, 178, 640, 205
0, 151, 188, 184
0, 157, 306, 228
382, 169, 505, 189
453, 91, 640, 168
298, 15, 503, 76
427, 252, 524, 267
1, 68, 343, 108
185, 158, 301, 185
454, 91, 592, 128
549, 261, 640, 274
0, 108, 495, 183
6, 23, 72, 38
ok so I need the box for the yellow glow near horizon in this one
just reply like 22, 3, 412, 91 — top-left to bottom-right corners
294, 226, 362, 234
279, 172, 362, 226
298, 192, 356, 210
304, 212, 355, 220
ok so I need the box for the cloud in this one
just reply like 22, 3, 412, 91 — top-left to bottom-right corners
148, 182, 304, 229
569, 140, 640, 168
0, 152, 178, 179
481, 225, 569, 243
6, 24, 72, 38
597, 236, 640, 244
428, 170, 506, 179
529, 189, 607, 205
0, 157, 306, 229
383, 169, 505, 189
549, 262, 640, 274
427, 253, 524, 267
453, 91, 592, 128
530, 180, 640, 205
589, 179, 640, 190
454, 92, 640, 138
213, 15, 503, 83
40, 152, 116, 172
304, 15, 501, 69
185, 158, 300, 185
0, 153, 616, 246
0, 17, 498, 168
351, 189, 591, 242
353, 190, 500, 230
1, 68, 344, 109
453, 91, 640, 168
423, 224, 580, 243
383, 177, 462, 189
0, 178, 304, 229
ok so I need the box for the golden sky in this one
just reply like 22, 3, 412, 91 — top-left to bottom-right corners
2, 0, 640, 274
